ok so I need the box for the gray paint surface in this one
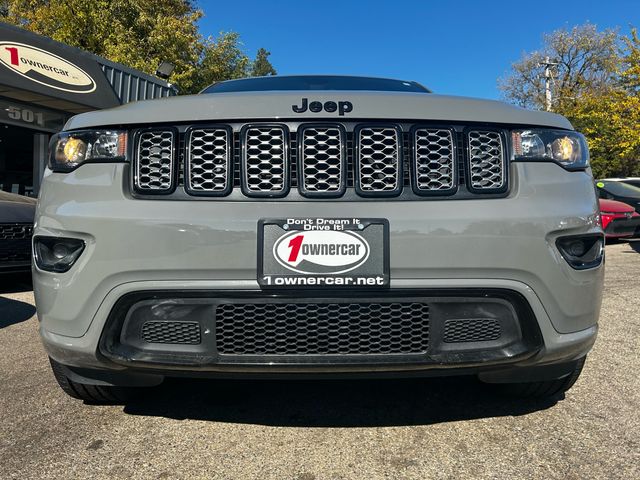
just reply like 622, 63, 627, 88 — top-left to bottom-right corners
34, 161, 601, 372
64, 91, 573, 130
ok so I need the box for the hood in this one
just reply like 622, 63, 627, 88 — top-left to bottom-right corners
63, 91, 573, 130
599, 199, 636, 213
0, 200, 36, 223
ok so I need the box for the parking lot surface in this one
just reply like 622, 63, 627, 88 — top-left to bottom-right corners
1, 243, 639, 480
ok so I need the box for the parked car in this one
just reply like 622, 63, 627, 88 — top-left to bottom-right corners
598, 177, 640, 189
620, 177, 640, 189
599, 199, 640, 239
35, 75, 603, 403
595, 179, 640, 213
0, 192, 36, 274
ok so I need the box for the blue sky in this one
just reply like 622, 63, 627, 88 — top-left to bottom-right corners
198, 0, 640, 100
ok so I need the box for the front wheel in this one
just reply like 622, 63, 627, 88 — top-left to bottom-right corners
49, 358, 140, 404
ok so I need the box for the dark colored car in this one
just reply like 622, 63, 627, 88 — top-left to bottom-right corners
620, 178, 640, 189
596, 180, 640, 213
599, 199, 640, 239
0, 192, 36, 273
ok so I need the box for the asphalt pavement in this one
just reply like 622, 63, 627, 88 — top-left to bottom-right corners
1, 242, 638, 480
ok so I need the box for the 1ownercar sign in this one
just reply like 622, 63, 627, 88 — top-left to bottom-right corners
0, 42, 96, 93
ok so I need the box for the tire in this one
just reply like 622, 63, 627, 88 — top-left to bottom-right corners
49, 357, 138, 404
498, 356, 586, 398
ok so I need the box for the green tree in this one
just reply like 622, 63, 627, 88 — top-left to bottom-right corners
500, 23, 640, 178
0, 0, 276, 94
499, 23, 619, 111
570, 29, 640, 177
251, 48, 276, 77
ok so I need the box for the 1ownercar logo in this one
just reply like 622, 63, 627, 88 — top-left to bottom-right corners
0, 42, 96, 93
273, 230, 370, 274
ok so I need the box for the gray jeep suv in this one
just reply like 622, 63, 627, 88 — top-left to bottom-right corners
33, 76, 604, 403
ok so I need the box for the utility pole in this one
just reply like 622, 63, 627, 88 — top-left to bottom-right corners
539, 56, 559, 111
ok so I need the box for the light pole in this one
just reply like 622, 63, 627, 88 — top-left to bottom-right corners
539, 56, 559, 111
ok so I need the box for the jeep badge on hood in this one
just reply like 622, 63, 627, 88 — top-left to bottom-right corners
292, 98, 353, 116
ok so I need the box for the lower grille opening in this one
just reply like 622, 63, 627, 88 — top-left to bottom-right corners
443, 318, 501, 343
141, 320, 201, 345
215, 302, 430, 355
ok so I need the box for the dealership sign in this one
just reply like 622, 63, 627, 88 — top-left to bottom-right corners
0, 42, 96, 93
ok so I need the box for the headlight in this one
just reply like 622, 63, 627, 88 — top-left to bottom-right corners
511, 129, 589, 170
50, 130, 127, 172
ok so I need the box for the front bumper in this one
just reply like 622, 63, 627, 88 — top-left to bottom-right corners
603, 216, 640, 238
35, 161, 603, 376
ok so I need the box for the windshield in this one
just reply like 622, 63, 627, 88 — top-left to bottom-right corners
597, 180, 640, 198
202, 76, 430, 94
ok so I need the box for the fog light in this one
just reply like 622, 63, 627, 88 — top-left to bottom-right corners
34, 236, 85, 273
565, 240, 586, 257
556, 234, 604, 270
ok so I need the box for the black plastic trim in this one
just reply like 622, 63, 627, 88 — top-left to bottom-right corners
464, 127, 509, 195
354, 123, 404, 198
410, 125, 459, 197
296, 123, 347, 198
98, 288, 543, 373
131, 126, 179, 195
240, 123, 290, 198
183, 124, 234, 197
556, 233, 605, 270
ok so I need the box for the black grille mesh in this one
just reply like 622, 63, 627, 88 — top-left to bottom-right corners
141, 321, 201, 345
215, 302, 430, 355
0, 224, 33, 240
443, 318, 502, 343
0, 224, 33, 263
146, 124, 500, 196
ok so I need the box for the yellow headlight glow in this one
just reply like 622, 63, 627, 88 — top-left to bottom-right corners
551, 136, 575, 162
58, 137, 87, 164
50, 130, 127, 172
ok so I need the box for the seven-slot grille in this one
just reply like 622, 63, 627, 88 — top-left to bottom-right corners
132, 124, 508, 198
299, 125, 345, 196
242, 125, 288, 196
356, 126, 401, 195
134, 129, 176, 192
467, 130, 507, 192
185, 127, 231, 195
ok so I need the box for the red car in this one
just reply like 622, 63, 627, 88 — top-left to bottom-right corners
599, 199, 640, 239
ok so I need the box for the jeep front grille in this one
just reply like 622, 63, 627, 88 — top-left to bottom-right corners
0, 223, 32, 264
0, 223, 33, 240
215, 301, 430, 355
467, 130, 507, 192
299, 125, 345, 196
134, 129, 176, 193
185, 127, 231, 195
242, 125, 288, 196
131, 122, 509, 199
356, 126, 402, 195
413, 128, 456, 194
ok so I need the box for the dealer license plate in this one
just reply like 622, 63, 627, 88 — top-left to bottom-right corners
258, 218, 389, 288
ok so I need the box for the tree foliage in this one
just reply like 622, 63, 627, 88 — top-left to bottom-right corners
499, 24, 619, 111
251, 48, 277, 77
500, 24, 640, 178
0, 0, 276, 94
